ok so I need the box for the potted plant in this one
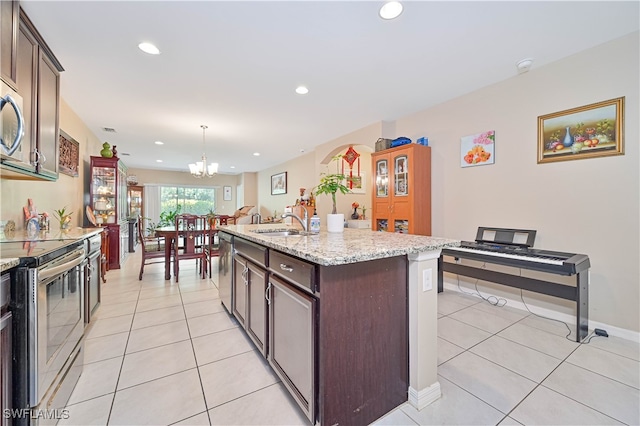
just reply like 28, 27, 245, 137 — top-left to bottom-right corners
314, 155, 351, 233
206, 208, 217, 228
53, 207, 72, 230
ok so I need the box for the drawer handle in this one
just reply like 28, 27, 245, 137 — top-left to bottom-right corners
279, 263, 294, 272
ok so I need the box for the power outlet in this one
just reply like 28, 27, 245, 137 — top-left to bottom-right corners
423, 268, 432, 292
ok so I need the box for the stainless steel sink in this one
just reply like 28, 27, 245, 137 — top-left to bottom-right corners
255, 230, 303, 237
253, 229, 310, 237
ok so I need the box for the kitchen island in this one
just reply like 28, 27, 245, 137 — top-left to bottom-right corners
219, 224, 459, 426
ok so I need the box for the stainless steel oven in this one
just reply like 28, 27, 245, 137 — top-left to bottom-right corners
4, 240, 85, 425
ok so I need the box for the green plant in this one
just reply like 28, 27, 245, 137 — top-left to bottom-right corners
314, 155, 351, 214
53, 207, 72, 228
158, 205, 182, 227
143, 216, 158, 237
205, 208, 217, 226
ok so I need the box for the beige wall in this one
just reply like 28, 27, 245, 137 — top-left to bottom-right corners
398, 32, 638, 334
127, 168, 241, 216
254, 32, 639, 335
0, 99, 102, 229
256, 124, 378, 220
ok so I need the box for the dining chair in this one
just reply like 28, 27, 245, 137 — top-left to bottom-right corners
137, 216, 168, 280
173, 214, 208, 282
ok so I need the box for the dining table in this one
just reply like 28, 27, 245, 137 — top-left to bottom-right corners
155, 225, 218, 280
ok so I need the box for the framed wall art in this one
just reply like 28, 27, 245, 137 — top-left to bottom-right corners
271, 172, 287, 195
538, 97, 624, 164
345, 172, 365, 194
58, 130, 79, 177
223, 185, 232, 201
461, 130, 495, 168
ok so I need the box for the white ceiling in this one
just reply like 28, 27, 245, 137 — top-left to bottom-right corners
20, 1, 639, 175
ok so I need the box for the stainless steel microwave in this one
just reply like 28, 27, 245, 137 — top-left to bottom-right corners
1, 80, 27, 166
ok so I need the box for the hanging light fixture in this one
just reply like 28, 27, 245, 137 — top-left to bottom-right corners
188, 125, 218, 178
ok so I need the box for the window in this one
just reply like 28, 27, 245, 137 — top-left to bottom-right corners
160, 186, 216, 215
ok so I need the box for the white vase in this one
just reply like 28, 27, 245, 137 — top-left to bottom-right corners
326, 213, 344, 233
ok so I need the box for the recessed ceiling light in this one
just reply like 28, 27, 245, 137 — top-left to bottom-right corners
138, 42, 160, 55
253, 152, 260, 156
295, 86, 309, 95
154, 141, 164, 145
230, 166, 236, 169
379, 1, 403, 20
156, 159, 163, 163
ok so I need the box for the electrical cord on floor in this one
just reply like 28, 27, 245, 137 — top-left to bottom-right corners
455, 263, 507, 307
451, 263, 603, 345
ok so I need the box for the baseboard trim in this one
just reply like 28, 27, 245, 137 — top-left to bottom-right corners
408, 381, 441, 410
443, 282, 640, 343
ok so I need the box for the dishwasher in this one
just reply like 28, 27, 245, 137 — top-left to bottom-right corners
1, 273, 11, 426
218, 232, 233, 313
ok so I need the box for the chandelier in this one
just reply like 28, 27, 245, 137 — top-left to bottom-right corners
188, 125, 218, 178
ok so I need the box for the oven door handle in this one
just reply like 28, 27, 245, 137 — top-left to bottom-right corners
38, 249, 86, 281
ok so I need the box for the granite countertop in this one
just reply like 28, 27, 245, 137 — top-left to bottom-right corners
1, 258, 19, 272
1, 226, 103, 244
219, 224, 460, 266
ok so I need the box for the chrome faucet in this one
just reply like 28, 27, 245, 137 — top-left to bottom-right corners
281, 209, 308, 232
252, 213, 262, 224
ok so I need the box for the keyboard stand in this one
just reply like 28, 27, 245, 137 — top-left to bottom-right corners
437, 255, 589, 342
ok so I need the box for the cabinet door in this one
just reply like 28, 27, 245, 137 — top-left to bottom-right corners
35, 51, 60, 179
391, 152, 410, 233
232, 256, 247, 328
13, 20, 38, 171
1, 0, 18, 86
268, 274, 315, 423
246, 261, 267, 356
373, 157, 390, 231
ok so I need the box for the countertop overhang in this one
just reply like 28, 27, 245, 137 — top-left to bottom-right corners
219, 224, 460, 266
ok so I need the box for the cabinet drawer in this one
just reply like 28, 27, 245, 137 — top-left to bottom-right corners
235, 237, 268, 268
269, 251, 315, 293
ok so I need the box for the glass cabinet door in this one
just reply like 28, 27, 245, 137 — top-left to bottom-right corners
375, 159, 389, 197
91, 166, 116, 224
394, 155, 408, 197
128, 187, 143, 218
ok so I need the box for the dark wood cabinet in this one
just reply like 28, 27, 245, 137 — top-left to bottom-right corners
233, 238, 268, 356
232, 256, 247, 327
34, 50, 60, 179
268, 273, 316, 422
1, 0, 19, 87
90, 156, 128, 269
229, 234, 408, 426
1, 8, 62, 180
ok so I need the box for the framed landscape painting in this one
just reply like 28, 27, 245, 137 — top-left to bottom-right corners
271, 172, 287, 195
538, 97, 624, 164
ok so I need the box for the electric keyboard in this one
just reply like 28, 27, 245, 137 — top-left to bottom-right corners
442, 241, 590, 275
437, 227, 591, 342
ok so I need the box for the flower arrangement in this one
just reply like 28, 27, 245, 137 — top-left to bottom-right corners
53, 207, 72, 229
350, 202, 367, 220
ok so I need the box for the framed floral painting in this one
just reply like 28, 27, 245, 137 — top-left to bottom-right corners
537, 97, 624, 164
461, 130, 495, 168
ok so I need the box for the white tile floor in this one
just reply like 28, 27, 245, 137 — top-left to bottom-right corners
61, 254, 640, 425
